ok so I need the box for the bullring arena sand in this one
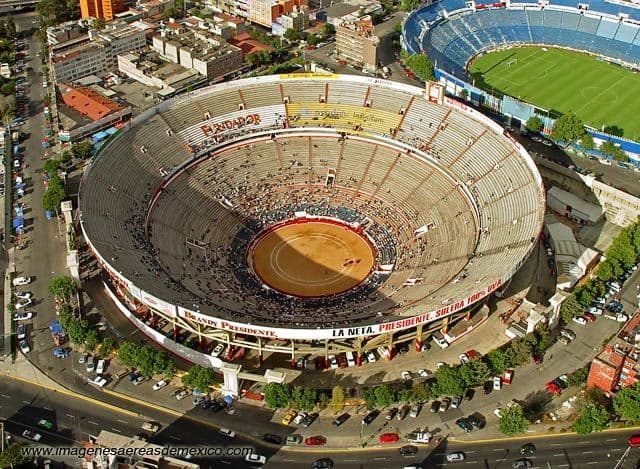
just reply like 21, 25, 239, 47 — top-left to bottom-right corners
250, 221, 375, 298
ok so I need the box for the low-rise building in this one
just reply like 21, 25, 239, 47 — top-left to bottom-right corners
60, 84, 123, 121
46, 20, 90, 46
52, 43, 106, 83
547, 186, 605, 225
118, 52, 207, 96
249, 0, 308, 28
91, 23, 147, 69
152, 29, 243, 82
587, 343, 639, 396
275, 6, 309, 35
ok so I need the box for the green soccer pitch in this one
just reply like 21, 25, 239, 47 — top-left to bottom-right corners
469, 46, 640, 140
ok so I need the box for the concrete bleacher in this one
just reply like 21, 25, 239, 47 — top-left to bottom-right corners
80, 74, 544, 330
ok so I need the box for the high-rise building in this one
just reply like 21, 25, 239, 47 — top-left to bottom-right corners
79, 0, 126, 21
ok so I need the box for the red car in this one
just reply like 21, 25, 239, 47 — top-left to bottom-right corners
546, 381, 561, 395
379, 433, 399, 444
582, 312, 596, 323
304, 436, 326, 446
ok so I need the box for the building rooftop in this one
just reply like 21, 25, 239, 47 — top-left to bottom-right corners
61, 86, 122, 121
324, 3, 360, 18
548, 186, 605, 222
52, 43, 103, 64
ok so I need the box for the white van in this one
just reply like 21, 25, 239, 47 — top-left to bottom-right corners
96, 359, 106, 375
345, 351, 356, 367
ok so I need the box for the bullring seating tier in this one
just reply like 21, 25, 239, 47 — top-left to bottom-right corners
79, 74, 544, 329
404, 1, 640, 80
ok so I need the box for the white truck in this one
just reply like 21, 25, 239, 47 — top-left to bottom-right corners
382, 66, 391, 78
407, 431, 432, 444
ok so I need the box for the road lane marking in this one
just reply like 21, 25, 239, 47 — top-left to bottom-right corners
496, 458, 507, 461
465, 461, 477, 464
65, 413, 74, 418
344, 459, 357, 462
466, 450, 476, 454
283, 459, 294, 462
492, 448, 505, 452
88, 421, 99, 425
550, 443, 562, 447
553, 453, 564, 456
43, 407, 52, 411
220, 461, 231, 465
22, 400, 31, 404
116, 419, 128, 424
0, 394, 10, 398
373, 457, 386, 460
582, 451, 593, 454
586, 462, 599, 465
169, 436, 181, 441
110, 428, 121, 433
559, 465, 569, 467
578, 441, 589, 444
606, 438, 617, 442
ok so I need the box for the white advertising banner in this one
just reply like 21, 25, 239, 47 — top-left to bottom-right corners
140, 290, 177, 318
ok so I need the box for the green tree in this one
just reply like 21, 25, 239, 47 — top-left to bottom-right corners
299, 387, 318, 411
48, 275, 77, 302
568, 366, 589, 387
284, 28, 302, 42
42, 175, 67, 213
614, 383, 640, 423
118, 341, 140, 368
43, 159, 60, 176
71, 140, 94, 159
498, 405, 529, 435
525, 115, 543, 133
551, 111, 585, 143
153, 350, 175, 377
263, 383, 292, 409
307, 33, 320, 46
560, 295, 583, 323
603, 125, 624, 137
85, 329, 99, 351
459, 359, 492, 388
0, 442, 28, 467
91, 18, 106, 30
486, 349, 508, 375
99, 336, 117, 357
505, 340, 532, 367
246, 50, 273, 67
182, 365, 216, 392
0, 94, 15, 126
324, 23, 335, 37
410, 382, 431, 403
163, 7, 179, 19
580, 133, 595, 150
1, 80, 14, 97
137, 345, 158, 377
362, 387, 377, 409
374, 384, 397, 407
599, 141, 628, 162
401, 0, 420, 11
4, 16, 15, 40
60, 150, 72, 165
405, 53, 435, 82
329, 385, 345, 412
432, 364, 466, 397
574, 404, 611, 434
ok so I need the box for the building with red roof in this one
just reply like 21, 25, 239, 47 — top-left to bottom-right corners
61, 86, 122, 121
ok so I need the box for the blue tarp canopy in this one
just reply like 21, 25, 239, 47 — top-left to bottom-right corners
91, 131, 109, 143
49, 320, 63, 334
15, 182, 25, 190
14, 207, 23, 217
105, 127, 118, 135
12, 217, 23, 228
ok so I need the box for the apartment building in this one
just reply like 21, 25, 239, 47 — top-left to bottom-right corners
52, 43, 106, 82
79, 0, 126, 21
91, 23, 147, 69
335, 14, 378, 71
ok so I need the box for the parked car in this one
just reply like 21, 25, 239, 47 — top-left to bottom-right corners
16, 324, 26, 340
409, 402, 422, 418
558, 335, 572, 345
464, 388, 475, 401
512, 459, 533, 468
152, 380, 167, 391
439, 398, 451, 412
13, 276, 31, 286
430, 401, 440, 413
418, 369, 429, 378
582, 312, 596, 323
19, 340, 30, 354
455, 417, 473, 432
304, 436, 327, 446
286, 434, 302, 445
483, 381, 493, 394
301, 413, 318, 427
95, 359, 106, 375
37, 419, 53, 429
451, 396, 463, 409
520, 443, 536, 455
89, 376, 108, 388
133, 375, 147, 386
362, 409, 380, 425
459, 353, 470, 364
293, 412, 307, 425
467, 414, 485, 429
312, 458, 334, 469
493, 376, 502, 391
174, 389, 190, 400
572, 315, 587, 326
560, 329, 576, 340
210, 343, 225, 357
385, 407, 398, 420
328, 355, 339, 369
53, 347, 69, 358
503, 369, 514, 385
15, 299, 32, 309
282, 410, 297, 426
401, 371, 412, 381
397, 405, 409, 420
332, 413, 349, 427
379, 433, 399, 444
14, 291, 32, 301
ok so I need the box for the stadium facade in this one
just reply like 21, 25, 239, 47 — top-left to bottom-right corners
79, 74, 545, 366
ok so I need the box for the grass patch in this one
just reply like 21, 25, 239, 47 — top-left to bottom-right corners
469, 46, 640, 140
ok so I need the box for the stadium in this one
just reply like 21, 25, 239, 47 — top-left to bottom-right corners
78, 74, 545, 367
